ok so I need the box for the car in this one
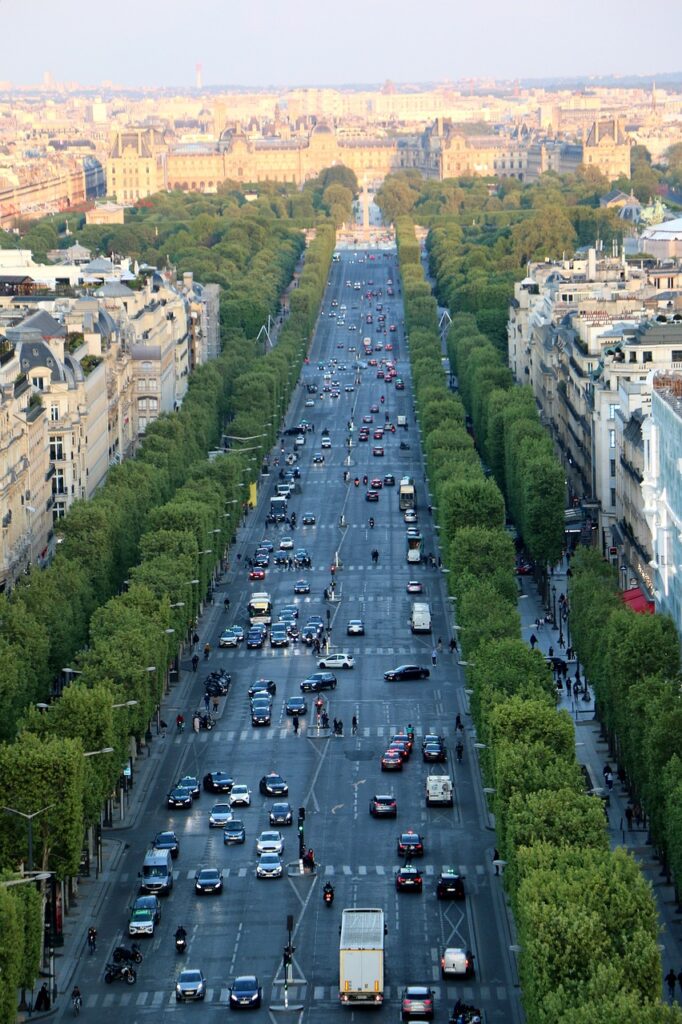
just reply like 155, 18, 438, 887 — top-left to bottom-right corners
396, 864, 423, 892
358, 432, 369, 443
393, 731, 414, 752
384, 665, 431, 681
300, 673, 337, 692
373, 428, 384, 440
195, 867, 223, 895
369, 794, 397, 818
294, 549, 312, 568
370, 477, 383, 489
398, 830, 424, 857
128, 906, 157, 937
279, 604, 299, 619
300, 622, 323, 644
152, 831, 179, 858
395, 378, 405, 390
280, 535, 295, 550
387, 742, 410, 763
219, 627, 241, 648
370, 404, 380, 413
229, 975, 262, 1009
384, 473, 395, 486
223, 819, 246, 844
178, 775, 201, 798
362, 414, 373, 424
248, 678, 277, 698
294, 435, 305, 447
256, 852, 283, 879
404, 509, 418, 524
285, 696, 307, 716
516, 560, 534, 575
294, 578, 310, 594
269, 626, 289, 648
269, 801, 293, 826
259, 772, 289, 797
229, 784, 251, 807
305, 398, 315, 407
422, 733, 446, 750
167, 786, 193, 809
365, 490, 379, 502
249, 567, 266, 581
258, 539, 274, 551
251, 702, 271, 726
423, 742, 447, 763
253, 552, 269, 567
208, 802, 233, 828
318, 652, 355, 670
345, 384, 354, 392
401, 985, 434, 1021
302, 512, 316, 525
372, 446, 385, 457
230, 625, 245, 642
246, 629, 265, 649
346, 619, 365, 636
406, 580, 423, 594
440, 947, 475, 979
313, 452, 325, 464
389, 737, 412, 760
256, 830, 284, 856
176, 968, 206, 1002
436, 869, 465, 900
390, 324, 397, 332
321, 438, 331, 449
381, 750, 403, 772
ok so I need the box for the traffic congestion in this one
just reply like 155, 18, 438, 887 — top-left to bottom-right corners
76, 246, 517, 1024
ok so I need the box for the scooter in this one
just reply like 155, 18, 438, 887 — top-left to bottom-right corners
104, 962, 137, 985
369, 518, 375, 528
112, 943, 143, 965
354, 478, 360, 487
323, 883, 335, 906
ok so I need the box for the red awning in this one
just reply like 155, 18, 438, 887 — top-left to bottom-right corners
622, 587, 655, 614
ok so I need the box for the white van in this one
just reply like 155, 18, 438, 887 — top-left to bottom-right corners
410, 602, 432, 634
140, 848, 173, 895
425, 774, 453, 807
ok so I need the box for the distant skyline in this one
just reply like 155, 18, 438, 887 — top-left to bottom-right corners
4, 0, 682, 90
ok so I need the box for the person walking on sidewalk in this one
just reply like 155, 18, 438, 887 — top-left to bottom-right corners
529, 633, 538, 649
449, 637, 458, 654
212, 696, 219, 715
352, 715, 358, 735
431, 648, 437, 666
666, 968, 677, 1001
192, 653, 199, 672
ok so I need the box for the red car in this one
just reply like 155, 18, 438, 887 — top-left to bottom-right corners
249, 568, 266, 580
373, 429, 384, 440
370, 478, 383, 489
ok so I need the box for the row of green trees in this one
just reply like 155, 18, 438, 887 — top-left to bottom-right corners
394, 218, 678, 1024
569, 549, 682, 894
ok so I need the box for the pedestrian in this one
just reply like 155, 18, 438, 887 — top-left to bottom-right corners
566, 676, 572, 696
204, 692, 210, 711
634, 802, 643, 828
625, 805, 633, 830
224, 597, 230, 611
558, 633, 566, 650
352, 715, 358, 735
212, 696, 219, 715
529, 633, 538, 649
449, 637, 457, 654
431, 648, 437, 666
566, 645, 574, 661
548, 645, 554, 658
321, 711, 329, 730
204, 642, 211, 660
292, 715, 299, 735
192, 654, 199, 672
35, 983, 50, 1011
87, 926, 97, 954
605, 771, 614, 791
455, 714, 463, 733
437, 637, 443, 653
437, 555, 442, 568
493, 849, 500, 876
535, 617, 542, 631
666, 968, 677, 1001
192, 631, 199, 649
333, 717, 339, 735
336, 719, 344, 736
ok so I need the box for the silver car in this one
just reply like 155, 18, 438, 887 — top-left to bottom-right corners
256, 853, 283, 879
256, 830, 284, 856
176, 969, 206, 1002
208, 803, 233, 828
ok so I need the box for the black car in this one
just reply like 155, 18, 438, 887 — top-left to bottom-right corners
397, 831, 425, 857
302, 513, 316, 525
177, 775, 201, 798
436, 869, 465, 900
194, 867, 223, 895
152, 830, 179, 858
300, 623, 324, 645
229, 975, 262, 1010
285, 697, 307, 716
273, 551, 289, 566
423, 742, 447, 763
269, 801, 293, 826
396, 864, 423, 893
248, 679, 277, 698
384, 664, 431, 682
259, 773, 289, 797
251, 702, 272, 726
294, 549, 312, 569
223, 820, 246, 845
384, 474, 395, 486
203, 770, 234, 794
167, 786, 193, 809
369, 794, 397, 818
300, 673, 337, 692
269, 627, 289, 648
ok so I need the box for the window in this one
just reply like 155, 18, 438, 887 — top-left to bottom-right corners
149, 397, 158, 412
138, 398, 147, 411
148, 378, 158, 392
50, 403, 59, 421
610, 488, 616, 508
643, 351, 653, 364
138, 416, 147, 433
49, 435, 64, 461
673, 351, 682, 362
52, 500, 66, 523
52, 469, 65, 495
608, 403, 619, 420
31, 376, 45, 390
610, 459, 616, 478
609, 429, 616, 449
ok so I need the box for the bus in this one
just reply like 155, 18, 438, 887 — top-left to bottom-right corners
399, 477, 416, 511
248, 592, 272, 625
406, 530, 422, 564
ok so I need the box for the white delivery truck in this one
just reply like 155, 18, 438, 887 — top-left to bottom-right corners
426, 774, 454, 807
339, 907, 385, 1006
410, 601, 432, 634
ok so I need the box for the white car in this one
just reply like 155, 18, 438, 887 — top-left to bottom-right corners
346, 619, 365, 636
256, 853, 283, 879
209, 803, 233, 828
406, 580, 423, 594
295, 435, 306, 447
256, 830, 284, 856
279, 537, 294, 550
219, 628, 240, 648
321, 437, 331, 449
305, 399, 315, 407
318, 653, 355, 670
404, 509, 418, 524
229, 785, 251, 807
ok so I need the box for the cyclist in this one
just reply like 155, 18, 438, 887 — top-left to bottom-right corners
71, 985, 83, 1014
87, 926, 97, 954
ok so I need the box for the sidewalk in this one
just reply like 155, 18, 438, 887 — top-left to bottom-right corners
515, 560, 682, 996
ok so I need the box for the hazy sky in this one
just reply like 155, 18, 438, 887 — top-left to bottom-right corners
4, 0, 681, 88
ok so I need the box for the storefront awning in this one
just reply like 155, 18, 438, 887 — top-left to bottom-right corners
622, 587, 655, 615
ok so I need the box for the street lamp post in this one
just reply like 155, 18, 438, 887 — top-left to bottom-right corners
1, 804, 56, 872
551, 585, 557, 628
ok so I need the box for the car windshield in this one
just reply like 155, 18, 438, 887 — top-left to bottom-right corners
199, 869, 219, 880
131, 909, 152, 920
181, 971, 202, 983
234, 979, 256, 993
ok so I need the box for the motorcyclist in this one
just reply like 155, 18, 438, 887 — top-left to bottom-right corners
363, 475, 368, 485
323, 881, 334, 902
176, 714, 185, 733
369, 517, 375, 528
175, 925, 187, 942
87, 926, 97, 953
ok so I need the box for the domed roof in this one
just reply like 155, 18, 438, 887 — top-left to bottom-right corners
312, 122, 333, 135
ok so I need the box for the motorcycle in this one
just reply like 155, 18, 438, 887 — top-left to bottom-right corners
368, 518, 375, 528
175, 929, 187, 954
197, 712, 215, 731
400, 441, 410, 450
113, 943, 143, 965
363, 475, 368, 485
104, 962, 137, 985
323, 883, 335, 907
354, 478, 360, 487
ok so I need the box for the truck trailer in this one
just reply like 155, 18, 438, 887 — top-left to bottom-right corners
339, 907, 385, 1005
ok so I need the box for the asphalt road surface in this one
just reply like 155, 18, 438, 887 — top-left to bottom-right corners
73, 248, 522, 1023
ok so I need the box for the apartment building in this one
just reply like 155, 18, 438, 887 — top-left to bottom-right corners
508, 249, 682, 604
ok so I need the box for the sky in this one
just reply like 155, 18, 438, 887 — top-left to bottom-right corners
3, 0, 682, 89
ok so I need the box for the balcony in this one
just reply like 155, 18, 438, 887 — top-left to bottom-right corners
45, 464, 55, 482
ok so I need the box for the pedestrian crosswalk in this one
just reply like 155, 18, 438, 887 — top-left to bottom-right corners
82, 980, 508, 1008
214, 644, 420, 659
175, 724, 456, 743
117, 863, 487, 885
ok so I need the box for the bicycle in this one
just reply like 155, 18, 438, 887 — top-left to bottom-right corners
72, 995, 83, 1016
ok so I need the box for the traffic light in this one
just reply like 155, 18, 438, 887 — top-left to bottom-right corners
283, 943, 295, 967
